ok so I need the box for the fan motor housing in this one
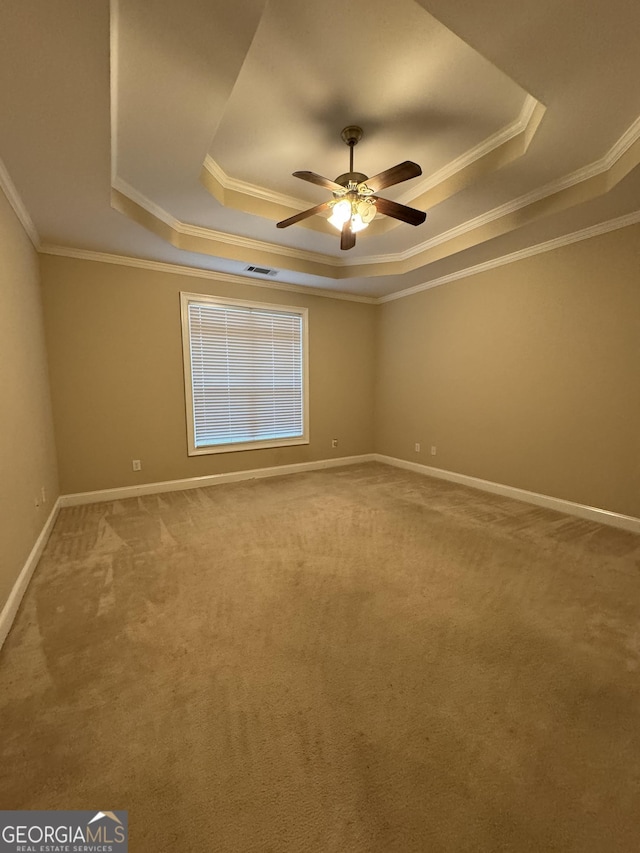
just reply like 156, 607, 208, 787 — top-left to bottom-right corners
335, 171, 368, 187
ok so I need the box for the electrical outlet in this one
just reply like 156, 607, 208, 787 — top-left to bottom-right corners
132, 459, 142, 471
414, 442, 421, 452
41, 486, 46, 504
331, 439, 338, 449
431, 446, 437, 456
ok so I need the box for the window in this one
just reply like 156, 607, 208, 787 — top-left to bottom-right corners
180, 292, 309, 455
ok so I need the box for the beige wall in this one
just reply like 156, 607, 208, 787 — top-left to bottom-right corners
40, 256, 376, 494
375, 224, 640, 518
36, 223, 640, 518
0, 189, 58, 611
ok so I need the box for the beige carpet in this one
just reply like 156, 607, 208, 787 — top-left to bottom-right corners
1, 462, 639, 851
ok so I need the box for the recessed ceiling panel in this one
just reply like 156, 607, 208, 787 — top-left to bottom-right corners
209, 0, 530, 199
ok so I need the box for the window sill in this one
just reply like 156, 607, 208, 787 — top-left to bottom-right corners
187, 436, 310, 456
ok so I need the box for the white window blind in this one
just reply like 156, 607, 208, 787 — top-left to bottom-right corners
181, 294, 308, 455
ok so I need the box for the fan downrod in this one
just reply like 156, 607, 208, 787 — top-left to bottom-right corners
336, 125, 367, 186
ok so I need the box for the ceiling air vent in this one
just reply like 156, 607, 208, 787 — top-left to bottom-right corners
245, 265, 278, 277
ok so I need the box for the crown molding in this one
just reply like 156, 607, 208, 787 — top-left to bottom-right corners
40, 209, 640, 305
112, 177, 343, 267
202, 95, 544, 213
38, 244, 376, 303
378, 209, 640, 303
0, 156, 40, 248
608, 113, 640, 164
109, 0, 120, 183
392, 112, 640, 263
112, 177, 178, 228
343, 113, 640, 266
396, 94, 542, 204
175, 219, 342, 266
113, 108, 640, 278
202, 155, 308, 210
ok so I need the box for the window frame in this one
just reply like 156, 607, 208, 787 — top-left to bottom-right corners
180, 291, 310, 456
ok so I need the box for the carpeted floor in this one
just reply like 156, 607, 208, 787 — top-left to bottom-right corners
1, 462, 639, 851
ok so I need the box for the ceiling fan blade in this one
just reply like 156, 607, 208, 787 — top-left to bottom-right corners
374, 196, 427, 226
363, 161, 422, 192
341, 222, 356, 250
293, 171, 345, 192
277, 200, 333, 229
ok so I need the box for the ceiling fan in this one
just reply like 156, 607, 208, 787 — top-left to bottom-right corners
277, 126, 427, 250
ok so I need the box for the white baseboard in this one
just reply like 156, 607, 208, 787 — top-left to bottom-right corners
53, 452, 640, 533
59, 454, 376, 507
0, 498, 62, 651
375, 454, 640, 534
3, 453, 635, 652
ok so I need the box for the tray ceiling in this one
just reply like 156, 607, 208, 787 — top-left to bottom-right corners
0, 0, 639, 299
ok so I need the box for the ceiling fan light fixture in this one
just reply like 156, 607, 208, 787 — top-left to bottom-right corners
328, 197, 377, 233
278, 127, 426, 249
349, 212, 369, 233
327, 198, 351, 230
357, 198, 376, 223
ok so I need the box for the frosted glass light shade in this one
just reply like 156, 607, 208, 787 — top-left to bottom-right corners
350, 215, 368, 233
328, 199, 351, 229
328, 197, 376, 232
